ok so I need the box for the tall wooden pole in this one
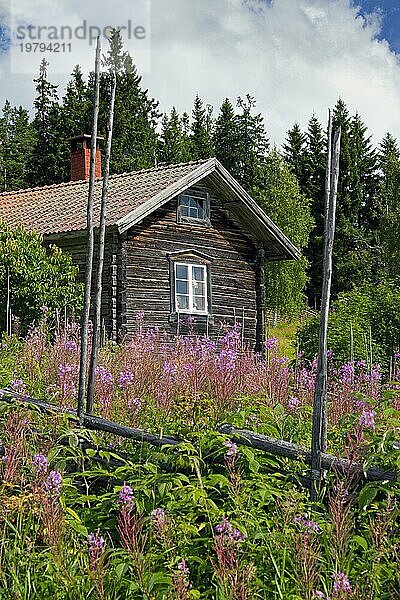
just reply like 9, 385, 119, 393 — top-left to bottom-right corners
77, 37, 101, 425
86, 69, 117, 414
310, 112, 341, 500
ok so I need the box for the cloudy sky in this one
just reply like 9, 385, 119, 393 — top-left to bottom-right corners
0, 0, 399, 146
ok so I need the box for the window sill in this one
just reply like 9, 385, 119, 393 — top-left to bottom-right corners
169, 312, 214, 325
177, 216, 211, 227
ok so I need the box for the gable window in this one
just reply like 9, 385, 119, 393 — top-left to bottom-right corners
177, 189, 210, 225
175, 263, 208, 313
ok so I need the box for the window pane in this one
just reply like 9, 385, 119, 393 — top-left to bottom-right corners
179, 194, 206, 221
176, 279, 188, 294
193, 281, 205, 296
188, 207, 198, 218
176, 264, 188, 280
180, 205, 189, 217
192, 266, 205, 282
180, 195, 190, 206
193, 296, 206, 311
176, 295, 189, 310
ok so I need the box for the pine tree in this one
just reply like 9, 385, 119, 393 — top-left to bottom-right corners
213, 98, 239, 174
29, 59, 66, 186
190, 95, 214, 160
159, 107, 192, 164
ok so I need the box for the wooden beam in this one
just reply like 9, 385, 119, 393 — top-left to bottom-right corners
77, 37, 101, 425
310, 112, 341, 501
1, 389, 395, 482
255, 246, 266, 353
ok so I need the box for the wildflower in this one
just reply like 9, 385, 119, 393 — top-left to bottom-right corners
118, 484, 134, 506
224, 439, 238, 459
44, 470, 62, 496
288, 396, 301, 411
294, 514, 320, 533
332, 572, 352, 595
40, 305, 48, 313
314, 592, 329, 599
60, 339, 78, 352
32, 453, 48, 475
163, 362, 177, 377
127, 397, 141, 410
87, 531, 105, 562
118, 370, 134, 388
11, 379, 26, 394
178, 559, 189, 576
359, 408, 376, 430
151, 507, 167, 538
265, 337, 278, 351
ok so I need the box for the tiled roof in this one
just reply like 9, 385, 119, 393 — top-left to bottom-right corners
0, 160, 210, 235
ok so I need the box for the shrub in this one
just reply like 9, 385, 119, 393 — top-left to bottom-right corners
0, 222, 83, 333
297, 281, 400, 366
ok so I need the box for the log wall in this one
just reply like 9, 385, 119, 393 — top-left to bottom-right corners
121, 185, 258, 345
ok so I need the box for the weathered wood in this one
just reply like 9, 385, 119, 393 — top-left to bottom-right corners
124, 192, 257, 344
1, 389, 395, 482
217, 424, 397, 482
311, 114, 341, 500
77, 37, 101, 424
255, 245, 266, 353
87, 69, 117, 414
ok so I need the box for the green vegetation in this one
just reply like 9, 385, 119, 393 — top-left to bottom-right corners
0, 321, 399, 599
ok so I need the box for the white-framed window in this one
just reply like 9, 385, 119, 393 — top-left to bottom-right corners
177, 190, 210, 224
175, 262, 208, 313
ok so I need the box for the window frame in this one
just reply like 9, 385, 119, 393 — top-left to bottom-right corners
174, 262, 208, 314
168, 251, 213, 323
177, 189, 211, 226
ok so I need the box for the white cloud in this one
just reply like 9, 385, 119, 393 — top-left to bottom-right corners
1, 0, 400, 146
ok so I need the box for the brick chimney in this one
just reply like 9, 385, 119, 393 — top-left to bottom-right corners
69, 134, 103, 181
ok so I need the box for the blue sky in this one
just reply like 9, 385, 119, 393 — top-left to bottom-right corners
358, 0, 400, 52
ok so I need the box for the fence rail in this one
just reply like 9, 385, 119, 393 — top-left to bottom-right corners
0, 388, 396, 483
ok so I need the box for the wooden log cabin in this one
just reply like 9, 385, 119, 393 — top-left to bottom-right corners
0, 135, 300, 350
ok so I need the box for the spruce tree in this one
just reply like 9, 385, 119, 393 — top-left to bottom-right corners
304, 114, 327, 307
213, 98, 239, 174
379, 133, 400, 280
159, 107, 192, 164
283, 122, 308, 193
0, 102, 33, 192
29, 59, 66, 186
190, 95, 214, 160
235, 95, 269, 192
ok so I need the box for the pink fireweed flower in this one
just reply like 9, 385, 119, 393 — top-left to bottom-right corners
87, 531, 105, 562
224, 439, 238, 459
151, 508, 168, 538
178, 559, 189, 576
359, 408, 376, 430
293, 514, 320, 533
118, 484, 134, 506
215, 517, 246, 541
265, 337, 278, 351
127, 397, 141, 410
332, 572, 352, 596
118, 370, 134, 389
288, 396, 301, 411
32, 453, 48, 475
11, 379, 26, 394
44, 470, 62, 497
60, 339, 78, 352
